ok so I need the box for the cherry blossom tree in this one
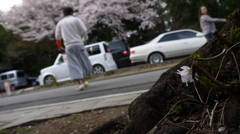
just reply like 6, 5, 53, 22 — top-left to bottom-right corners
76, 0, 159, 40
2, 0, 64, 42
2, 0, 159, 42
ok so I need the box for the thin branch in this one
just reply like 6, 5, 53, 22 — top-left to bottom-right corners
193, 81, 203, 103
195, 64, 230, 90
231, 52, 240, 82
200, 111, 210, 127
167, 81, 177, 93
213, 31, 232, 48
147, 99, 189, 134
147, 99, 204, 134
205, 88, 212, 104
210, 102, 219, 127
220, 100, 227, 125
226, 42, 240, 52
194, 49, 226, 61
164, 121, 201, 134
186, 122, 196, 134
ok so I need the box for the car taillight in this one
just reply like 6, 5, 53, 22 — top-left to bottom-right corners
130, 50, 135, 54
123, 51, 129, 56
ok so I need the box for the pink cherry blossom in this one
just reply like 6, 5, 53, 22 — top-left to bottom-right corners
1, 0, 159, 42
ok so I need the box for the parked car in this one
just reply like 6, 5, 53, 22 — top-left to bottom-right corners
27, 76, 39, 86
38, 41, 117, 85
0, 70, 28, 90
130, 29, 207, 64
108, 40, 132, 68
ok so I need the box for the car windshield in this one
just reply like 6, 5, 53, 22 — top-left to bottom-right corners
109, 42, 124, 51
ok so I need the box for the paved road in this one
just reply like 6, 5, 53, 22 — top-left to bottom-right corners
0, 68, 169, 111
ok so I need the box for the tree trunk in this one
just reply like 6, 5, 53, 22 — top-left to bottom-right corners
89, 7, 240, 134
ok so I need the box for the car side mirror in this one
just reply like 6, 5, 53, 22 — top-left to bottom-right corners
196, 33, 204, 37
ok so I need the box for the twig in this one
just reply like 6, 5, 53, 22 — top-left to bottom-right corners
194, 49, 226, 61
226, 42, 240, 52
186, 122, 197, 134
205, 88, 212, 104
210, 102, 219, 127
147, 99, 205, 134
164, 121, 201, 134
193, 81, 204, 103
200, 112, 210, 127
195, 64, 230, 90
220, 100, 227, 125
213, 31, 232, 48
167, 81, 177, 93
231, 52, 240, 82
147, 99, 197, 134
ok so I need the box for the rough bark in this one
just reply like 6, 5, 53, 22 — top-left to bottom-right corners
89, 7, 240, 134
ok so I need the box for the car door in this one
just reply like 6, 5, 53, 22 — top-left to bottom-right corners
86, 44, 102, 65
53, 55, 69, 81
108, 41, 125, 67
156, 33, 183, 58
177, 31, 206, 55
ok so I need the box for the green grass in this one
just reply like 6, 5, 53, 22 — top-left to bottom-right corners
51, 120, 60, 124
17, 127, 29, 133
104, 70, 115, 76
0, 130, 6, 134
68, 114, 78, 120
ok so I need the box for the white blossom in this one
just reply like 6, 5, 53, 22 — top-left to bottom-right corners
176, 66, 196, 86
1, 0, 159, 42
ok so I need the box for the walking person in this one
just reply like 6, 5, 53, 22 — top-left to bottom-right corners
55, 7, 92, 91
199, 6, 226, 41
1, 80, 16, 97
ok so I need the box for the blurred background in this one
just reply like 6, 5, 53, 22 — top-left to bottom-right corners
0, 0, 239, 76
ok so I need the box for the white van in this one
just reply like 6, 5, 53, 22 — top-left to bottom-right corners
38, 41, 117, 85
0, 70, 28, 90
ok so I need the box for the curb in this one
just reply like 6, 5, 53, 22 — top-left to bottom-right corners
0, 90, 147, 130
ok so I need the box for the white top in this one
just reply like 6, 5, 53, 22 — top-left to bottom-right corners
4, 81, 11, 96
55, 15, 88, 46
200, 14, 225, 35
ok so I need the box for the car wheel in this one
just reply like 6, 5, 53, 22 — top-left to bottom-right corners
149, 53, 164, 64
44, 75, 55, 85
93, 65, 105, 74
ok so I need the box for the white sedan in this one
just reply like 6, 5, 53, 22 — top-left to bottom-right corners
130, 29, 207, 64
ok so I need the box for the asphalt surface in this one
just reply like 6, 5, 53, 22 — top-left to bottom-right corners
0, 69, 169, 111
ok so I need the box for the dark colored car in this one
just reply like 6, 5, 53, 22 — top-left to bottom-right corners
108, 40, 132, 68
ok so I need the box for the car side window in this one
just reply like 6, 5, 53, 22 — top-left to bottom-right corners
103, 43, 111, 52
158, 33, 179, 42
1, 75, 7, 80
9, 74, 14, 78
86, 45, 101, 56
58, 56, 64, 64
177, 31, 196, 39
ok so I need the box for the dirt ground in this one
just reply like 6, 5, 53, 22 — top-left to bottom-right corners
2, 105, 129, 134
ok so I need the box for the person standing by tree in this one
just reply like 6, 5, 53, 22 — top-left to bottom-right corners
55, 7, 92, 90
199, 6, 226, 41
